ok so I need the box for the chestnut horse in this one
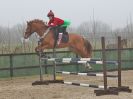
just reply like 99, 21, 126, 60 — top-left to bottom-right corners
24, 19, 92, 58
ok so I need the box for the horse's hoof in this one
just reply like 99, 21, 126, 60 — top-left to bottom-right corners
86, 66, 92, 70
36, 52, 40, 56
41, 54, 51, 58
85, 63, 92, 70
47, 56, 51, 58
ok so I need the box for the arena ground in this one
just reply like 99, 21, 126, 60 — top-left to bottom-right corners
0, 70, 133, 99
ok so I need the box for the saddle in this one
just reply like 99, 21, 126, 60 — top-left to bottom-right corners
61, 32, 69, 43
51, 27, 69, 44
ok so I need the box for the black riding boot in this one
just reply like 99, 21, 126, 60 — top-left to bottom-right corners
51, 27, 59, 48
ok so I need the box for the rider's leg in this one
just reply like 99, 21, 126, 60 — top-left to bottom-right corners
52, 27, 59, 48
57, 27, 63, 45
62, 27, 68, 35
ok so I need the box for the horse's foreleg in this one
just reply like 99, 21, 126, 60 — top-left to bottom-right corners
35, 44, 50, 58
35, 45, 42, 53
35, 44, 49, 52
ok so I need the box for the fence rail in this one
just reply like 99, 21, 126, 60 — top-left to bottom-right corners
0, 48, 133, 78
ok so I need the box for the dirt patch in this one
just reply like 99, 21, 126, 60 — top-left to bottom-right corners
0, 70, 133, 99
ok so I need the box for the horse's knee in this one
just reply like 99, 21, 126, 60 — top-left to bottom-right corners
35, 47, 43, 52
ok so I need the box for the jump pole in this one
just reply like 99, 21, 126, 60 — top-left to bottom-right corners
32, 40, 49, 85
52, 48, 56, 80
116, 36, 132, 92
32, 40, 63, 86
38, 40, 43, 82
94, 37, 119, 96
56, 71, 118, 78
62, 81, 105, 88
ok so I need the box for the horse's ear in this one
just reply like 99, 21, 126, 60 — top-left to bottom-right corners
44, 22, 48, 27
27, 21, 29, 24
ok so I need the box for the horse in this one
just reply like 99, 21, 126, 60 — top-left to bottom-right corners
24, 19, 92, 68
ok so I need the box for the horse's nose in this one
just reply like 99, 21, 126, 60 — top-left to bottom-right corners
24, 33, 28, 39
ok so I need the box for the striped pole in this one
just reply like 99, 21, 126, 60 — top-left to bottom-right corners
56, 71, 118, 78
41, 58, 102, 62
62, 60, 118, 65
41, 58, 117, 65
62, 81, 105, 88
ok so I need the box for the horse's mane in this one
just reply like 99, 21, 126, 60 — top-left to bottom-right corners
29, 19, 46, 25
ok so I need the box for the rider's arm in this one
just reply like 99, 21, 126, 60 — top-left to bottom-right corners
48, 20, 57, 27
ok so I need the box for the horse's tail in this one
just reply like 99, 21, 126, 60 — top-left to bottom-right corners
83, 38, 92, 57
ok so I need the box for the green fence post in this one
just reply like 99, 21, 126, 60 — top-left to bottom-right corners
44, 52, 48, 74
76, 54, 79, 72
10, 54, 13, 78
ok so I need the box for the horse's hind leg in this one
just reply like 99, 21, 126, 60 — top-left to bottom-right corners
69, 46, 84, 57
74, 44, 90, 58
73, 38, 91, 58
71, 44, 92, 69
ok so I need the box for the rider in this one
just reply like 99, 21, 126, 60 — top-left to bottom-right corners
47, 10, 70, 47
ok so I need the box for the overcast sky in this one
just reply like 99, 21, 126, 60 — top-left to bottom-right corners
0, 0, 133, 29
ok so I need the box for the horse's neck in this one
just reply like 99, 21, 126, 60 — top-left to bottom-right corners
37, 27, 52, 38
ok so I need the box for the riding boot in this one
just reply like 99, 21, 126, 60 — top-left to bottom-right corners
52, 27, 59, 48
54, 39, 57, 48
64, 31, 68, 35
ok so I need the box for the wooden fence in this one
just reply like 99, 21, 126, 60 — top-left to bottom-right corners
0, 48, 133, 78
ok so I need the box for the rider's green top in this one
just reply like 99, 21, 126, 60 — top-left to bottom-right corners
61, 20, 71, 27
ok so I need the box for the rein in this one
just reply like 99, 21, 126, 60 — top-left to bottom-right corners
39, 27, 50, 42
40, 27, 51, 39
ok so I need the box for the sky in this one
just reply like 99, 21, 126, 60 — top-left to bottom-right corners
0, 0, 133, 29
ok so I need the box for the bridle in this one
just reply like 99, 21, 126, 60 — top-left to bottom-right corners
25, 22, 51, 44
25, 24, 33, 38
